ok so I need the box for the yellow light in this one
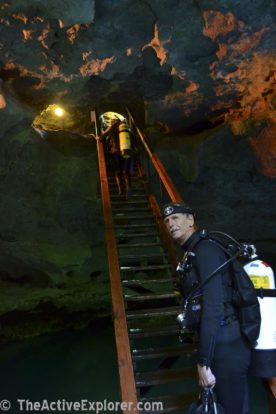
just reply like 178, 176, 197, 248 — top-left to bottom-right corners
54, 106, 65, 117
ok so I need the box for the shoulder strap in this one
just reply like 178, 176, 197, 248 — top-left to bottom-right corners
256, 288, 276, 298
185, 237, 240, 301
193, 234, 276, 299
183, 230, 276, 301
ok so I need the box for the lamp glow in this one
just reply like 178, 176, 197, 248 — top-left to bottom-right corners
54, 107, 65, 117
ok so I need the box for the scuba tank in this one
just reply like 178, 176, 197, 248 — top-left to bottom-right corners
203, 231, 276, 375
118, 122, 131, 159
243, 247, 276, 377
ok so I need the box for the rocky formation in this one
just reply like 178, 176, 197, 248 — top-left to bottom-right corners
0, 0, 275, 339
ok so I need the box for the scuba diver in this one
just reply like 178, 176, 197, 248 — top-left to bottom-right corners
163, 201, 276, 413
97, 118, 134, 196
162, 201, 258, 414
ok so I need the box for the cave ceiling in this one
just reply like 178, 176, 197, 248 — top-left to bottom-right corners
0, 0, 275, 130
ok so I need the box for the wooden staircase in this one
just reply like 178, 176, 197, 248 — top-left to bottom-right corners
107, 170, 198, 413
94, 107, 199, 413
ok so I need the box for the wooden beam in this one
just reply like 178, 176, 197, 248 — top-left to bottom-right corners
151, 154, 182, 202
127, 108, 182, 203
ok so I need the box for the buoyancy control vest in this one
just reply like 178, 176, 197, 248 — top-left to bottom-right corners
206, 231, 276, 351
176, 236, 236, 318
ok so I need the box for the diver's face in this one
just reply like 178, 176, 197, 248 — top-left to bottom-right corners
164, 213, 194, 245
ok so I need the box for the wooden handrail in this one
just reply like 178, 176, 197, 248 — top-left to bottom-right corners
127, 113, 152, 158
127, 108, 182, 203
96, 138, 139, 413
151, 154, 182, 202
136, 163, 178, 266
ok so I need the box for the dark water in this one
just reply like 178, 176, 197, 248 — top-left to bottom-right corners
0, 324, 269, 414
0, 325, 120, 413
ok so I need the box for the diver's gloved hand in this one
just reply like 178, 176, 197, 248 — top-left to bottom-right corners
197, 364, 216, 389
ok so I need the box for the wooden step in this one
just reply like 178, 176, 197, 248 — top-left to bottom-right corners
111, 200, 149, 205
115, 224, 156, 229
120, 264, 171, 272
135, 367, 196, 387
123, 188, 144, 192
110, 190, 145, 196
109, 182, 143, 187
129, 325, 180, 339
122, 278, 173, 286
124, 293, 176, 302
116, 232, 159, 239
126, 306, 181, 320
110, 186, 144, 192
108, 176, 141, 182
119, 253, 165, 260
114, 215, 154, 220
132, 344, 196, 360
112, 207, 151, 213
111, 194, 145, 199
117, 242, 162, 248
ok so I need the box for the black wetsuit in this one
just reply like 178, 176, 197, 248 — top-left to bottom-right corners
181, 231, 251, 414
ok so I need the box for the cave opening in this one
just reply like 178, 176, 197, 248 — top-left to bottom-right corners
32, 102, 99, 138
32, 104, 69, 132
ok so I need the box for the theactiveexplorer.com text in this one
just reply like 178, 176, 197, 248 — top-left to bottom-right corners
13, 399, 164, 412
